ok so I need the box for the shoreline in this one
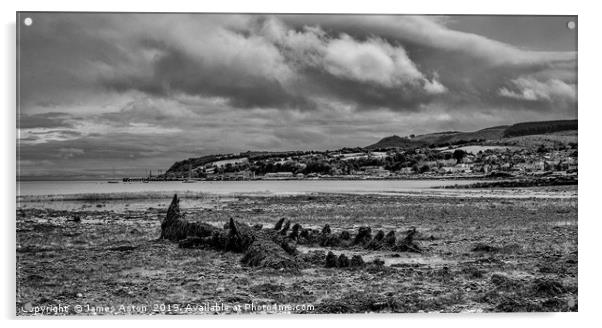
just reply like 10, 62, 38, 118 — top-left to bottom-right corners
17, 185, 578, 204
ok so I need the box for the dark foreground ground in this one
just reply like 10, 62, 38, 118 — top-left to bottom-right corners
16, 187, 577, 315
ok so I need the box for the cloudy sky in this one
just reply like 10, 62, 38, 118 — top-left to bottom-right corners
17, 13, 577, 179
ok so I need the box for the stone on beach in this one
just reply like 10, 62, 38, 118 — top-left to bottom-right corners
353, 226, 372, 246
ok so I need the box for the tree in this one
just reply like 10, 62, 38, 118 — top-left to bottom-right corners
452, 149, 467, 163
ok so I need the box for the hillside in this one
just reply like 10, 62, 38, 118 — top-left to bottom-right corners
163, 119, 577, 177
364, 135, 423, 150
165, 150, 318, 175
503, 120, 577, 138
366, 120, 576, 150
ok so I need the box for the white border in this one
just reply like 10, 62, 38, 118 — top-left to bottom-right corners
2, 0, 599, 327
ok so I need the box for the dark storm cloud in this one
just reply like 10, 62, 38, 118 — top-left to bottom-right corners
101, 45, 316, 110
17, 13, 577, 178
19, 13, 576, 115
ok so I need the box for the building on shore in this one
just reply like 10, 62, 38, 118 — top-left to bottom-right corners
263, 172, 294, 179
362, 166, 391, 177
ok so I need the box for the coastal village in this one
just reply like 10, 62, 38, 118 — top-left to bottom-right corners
140, 141, 577, 182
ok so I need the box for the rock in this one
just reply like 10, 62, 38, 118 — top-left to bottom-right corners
319, 234, 341, 247
373, 230, 385, 241
240, 239, 298, 270
161, 195, 300, 271
384, 231, 396, 246
279, 220, 291, 235
350, 255, 365, 267
353, 226, 372, 245
393, 227, 422, 253
160, 195, 218, 241
322, 224, 331, 235
289, 223, 302, 239
337, 254, 350, 268
366, 230, 385, 250
325, 251, 337, 268
299, 228, 311, 240
273, 218, 286, 230
339, 230, 351, 240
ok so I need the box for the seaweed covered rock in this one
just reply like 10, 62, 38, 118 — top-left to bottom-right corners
350, 255, 365, 268
337, 254, 350, 268
353, 226, 372, 246
298, 228, 322, 245
319, 234, 342, 247
366, 230, 385, 250
160, 195, 219, 241
279, 220, 291, 235
339, 230, 351, 240
225, 218, 257, 252
394, 227, 422, 253
289, 223, 302, 239
240, 238, 298, 270
161, 195, 299, 270
299, 228, 312, 242
383, 231, 396, 246
325, 251, 337, 268
273, 218, 285, 231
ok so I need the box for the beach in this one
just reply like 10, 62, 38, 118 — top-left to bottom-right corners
16, 183, 578, 314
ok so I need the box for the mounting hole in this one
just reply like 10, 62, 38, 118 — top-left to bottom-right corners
567, 21, 576, 30
24, 17, 32, 26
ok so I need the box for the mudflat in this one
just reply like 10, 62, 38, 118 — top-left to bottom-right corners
16, 186, 577, 315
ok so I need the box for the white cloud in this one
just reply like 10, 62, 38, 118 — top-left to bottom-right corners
259, 18, 445, 93
282, 15, 576, 66
424, 76, 448, 95
323, 35, 424, 87
499, 77, 576, 101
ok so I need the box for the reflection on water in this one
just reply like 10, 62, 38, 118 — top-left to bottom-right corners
17, 179, 476, 197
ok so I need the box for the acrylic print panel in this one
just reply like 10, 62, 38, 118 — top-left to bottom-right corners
16, 13, 577, 315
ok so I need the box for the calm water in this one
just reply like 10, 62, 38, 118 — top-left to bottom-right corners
17, 179, 478, 197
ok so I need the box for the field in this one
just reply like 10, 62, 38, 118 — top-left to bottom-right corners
490, 130, 578, 149
16, 187, 578, 315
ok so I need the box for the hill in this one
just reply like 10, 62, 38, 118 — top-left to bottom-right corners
366, 119, 576, 150
502, 120, 577, 138
364, 135, 424, 150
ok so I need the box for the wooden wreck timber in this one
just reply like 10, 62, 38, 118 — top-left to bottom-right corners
159, 194, 423, 270
160, 194, 299, 270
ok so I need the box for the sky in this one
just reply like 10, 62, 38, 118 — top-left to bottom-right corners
17, 13, 577, 179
